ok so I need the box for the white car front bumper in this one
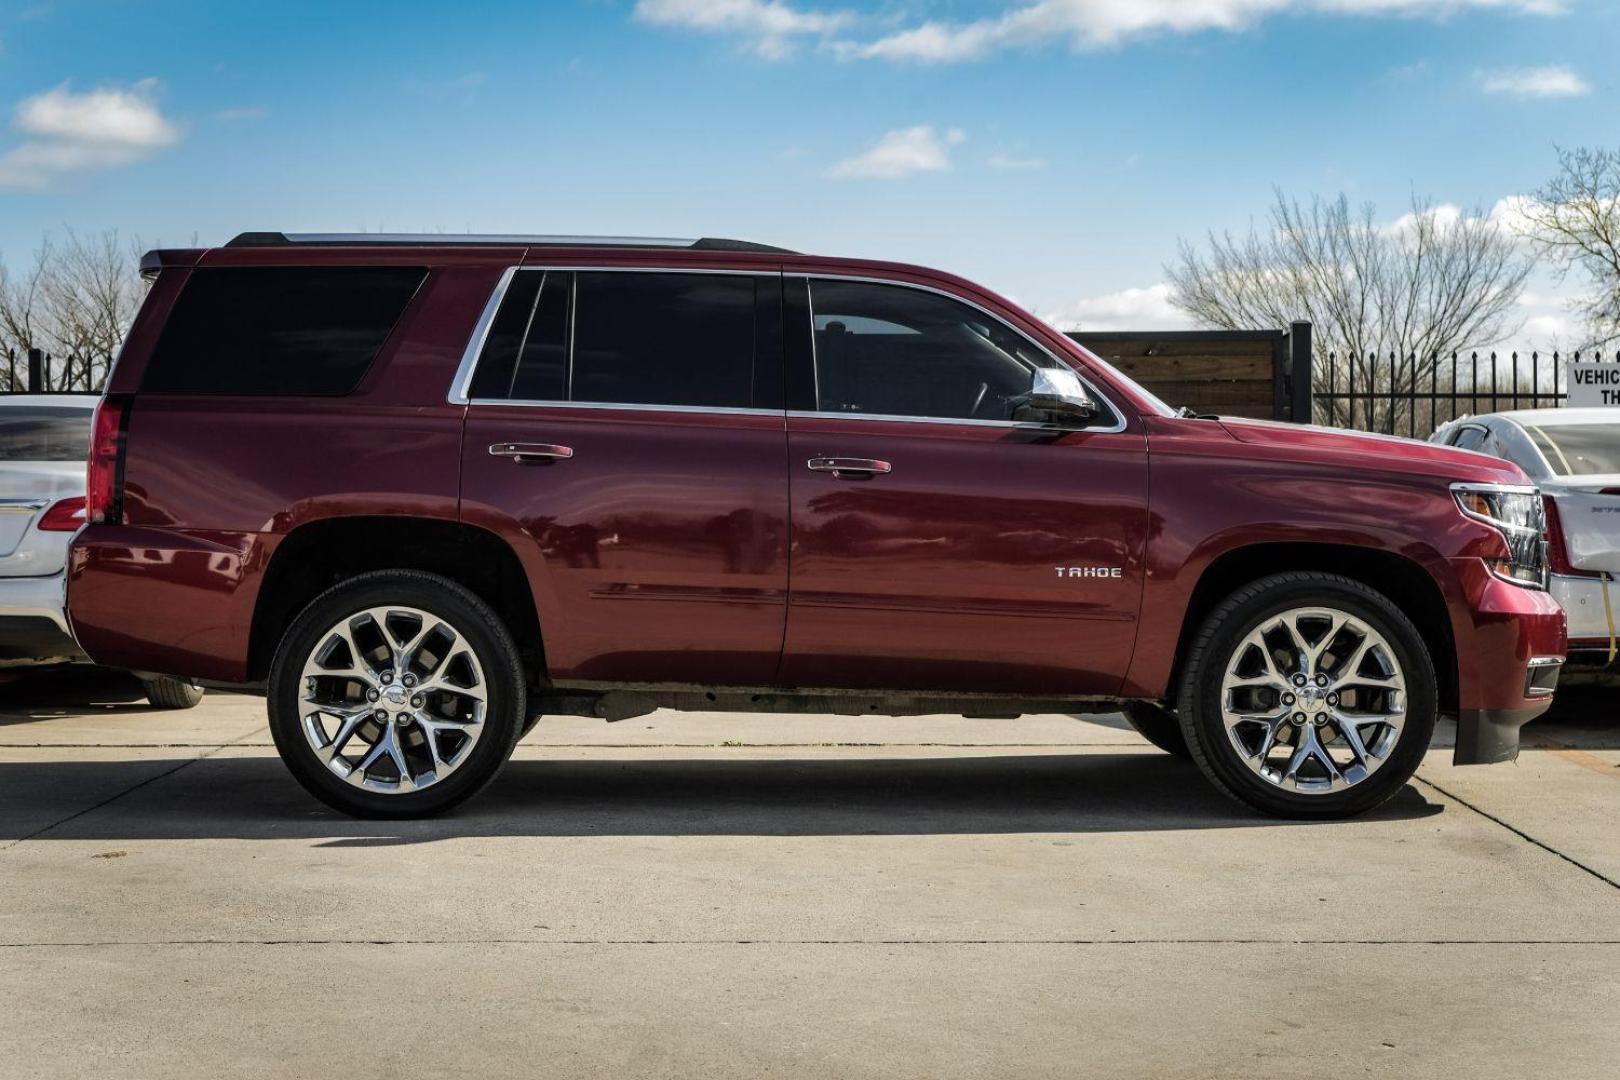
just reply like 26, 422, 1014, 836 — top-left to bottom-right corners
0, 571, 82, 663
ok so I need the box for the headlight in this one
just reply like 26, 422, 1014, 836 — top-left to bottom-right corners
1451, 483, 1547, 588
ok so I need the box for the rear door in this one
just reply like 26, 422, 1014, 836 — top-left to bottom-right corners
458, 267, 791, 686
778, 276, 1150, 696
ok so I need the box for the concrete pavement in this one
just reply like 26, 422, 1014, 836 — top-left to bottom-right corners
1, 668, 1616, 1079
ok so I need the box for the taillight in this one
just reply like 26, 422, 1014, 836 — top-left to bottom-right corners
86, 396, 128, 526
1543, 494, 1601, 579
37, 496, 87, 532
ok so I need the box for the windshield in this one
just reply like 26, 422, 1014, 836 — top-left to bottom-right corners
1067, 344, 1176, 417
0, 405, 94, 462
1525, 421, 1620, 476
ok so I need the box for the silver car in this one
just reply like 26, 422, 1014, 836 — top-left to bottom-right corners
0, 394, 202, 707
1432, 407, 1619, 670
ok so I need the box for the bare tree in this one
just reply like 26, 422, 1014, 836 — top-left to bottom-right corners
1520, 146, 1620, 348
1166, 191, 1533, 431
0, 229, 145, 392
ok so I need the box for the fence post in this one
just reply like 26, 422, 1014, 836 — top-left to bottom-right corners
27, 347, 44, 393
1288, 321, 1313, 423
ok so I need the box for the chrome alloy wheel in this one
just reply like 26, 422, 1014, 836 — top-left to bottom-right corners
298, 606, 487, 794
1219, 606, 1407, 795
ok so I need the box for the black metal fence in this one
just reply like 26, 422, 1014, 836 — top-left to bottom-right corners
1313, 349, 1618, 438
2, 347, 109, 393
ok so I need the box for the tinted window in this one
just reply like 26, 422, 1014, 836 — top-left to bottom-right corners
0, 406, 93, 461
510, 273, 570, 402
571, 273, 755, 408
475, 271, 759, 409
1449, 426, 1489, 453
467, 270, 541, 400
1525, 422, 1620, 476
144, 267, 425, 395
808, 279, 1059, 421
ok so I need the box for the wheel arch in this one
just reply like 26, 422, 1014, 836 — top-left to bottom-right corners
1163, 542, 1458, 713
247, 516, 545, 688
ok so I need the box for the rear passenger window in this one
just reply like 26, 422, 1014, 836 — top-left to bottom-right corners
471, 271, 760, 410
143, 267, 426, 395
1450, 426, 1489, 453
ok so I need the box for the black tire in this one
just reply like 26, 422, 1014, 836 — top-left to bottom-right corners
267, 570, 526, 819
143, 676, 204, 710
1175, 571, 1437, 820
1122, 701, 1191, 758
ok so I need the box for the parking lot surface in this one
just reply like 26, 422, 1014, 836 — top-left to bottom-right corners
1, 669, 1616, 1079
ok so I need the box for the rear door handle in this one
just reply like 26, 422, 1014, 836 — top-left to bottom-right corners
490, 442, 574, 463
807, 456, 892, 478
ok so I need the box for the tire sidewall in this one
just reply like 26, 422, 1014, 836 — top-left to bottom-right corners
267, 572, 525, 819
1177, 575, 1438, 818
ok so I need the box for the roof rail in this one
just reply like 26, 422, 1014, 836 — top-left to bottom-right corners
224, 232, 795, 254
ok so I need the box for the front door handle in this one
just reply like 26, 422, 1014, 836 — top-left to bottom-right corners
807, 456, 892, 478
490, 442, 574, 463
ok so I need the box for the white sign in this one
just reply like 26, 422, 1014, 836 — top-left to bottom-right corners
1566, 361, 1620, 407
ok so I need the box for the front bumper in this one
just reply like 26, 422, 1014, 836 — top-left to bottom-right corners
1447, 558, 1567, 766
0, 571, 85, 663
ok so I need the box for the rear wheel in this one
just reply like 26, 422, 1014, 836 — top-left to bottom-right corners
1121, 701, 1190, 758
267, 570, 525, 819
1176, 572, 1437, 819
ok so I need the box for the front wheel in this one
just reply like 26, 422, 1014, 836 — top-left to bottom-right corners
142, 676, 204, 710
1175, 572, 1437, 819
267, 570, 526, 819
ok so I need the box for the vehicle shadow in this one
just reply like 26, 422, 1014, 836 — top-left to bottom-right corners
0, 666, 149, 726
0, 750, 1444, 846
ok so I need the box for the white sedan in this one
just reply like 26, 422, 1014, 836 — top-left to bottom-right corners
0, 394, 203, 706
1433, 407, 1618, 671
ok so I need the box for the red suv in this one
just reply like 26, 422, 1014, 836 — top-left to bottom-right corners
66, 233, 1566, 819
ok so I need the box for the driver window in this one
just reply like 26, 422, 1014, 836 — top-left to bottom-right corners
809, 279, 1056, 421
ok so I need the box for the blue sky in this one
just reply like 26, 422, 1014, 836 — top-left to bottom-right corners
0, 0, 1615, 340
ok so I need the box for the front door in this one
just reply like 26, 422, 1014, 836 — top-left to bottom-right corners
459, 267, 789, 686
779, 277, 1150, 696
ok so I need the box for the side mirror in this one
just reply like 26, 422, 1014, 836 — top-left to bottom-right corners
1011, 367, 1098, 427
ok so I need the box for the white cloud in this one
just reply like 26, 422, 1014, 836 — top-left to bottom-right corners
987, 152, 1046, 170
846, 1, 1565, 64
1046, 283, 1195, 332
634, 0, 851, 60
0, 79, 180, 190
827, 125, 965, 180
1478, 65, 1590, 99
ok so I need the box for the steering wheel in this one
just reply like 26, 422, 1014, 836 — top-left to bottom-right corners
969, 381, 990, 418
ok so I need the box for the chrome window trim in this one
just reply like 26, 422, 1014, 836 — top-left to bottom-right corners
449, 265, 1130, 435
799, 273, 1128, 435
448, 265, 518, 405
462, 399, 781, 417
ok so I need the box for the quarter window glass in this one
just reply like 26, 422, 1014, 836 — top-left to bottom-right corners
509, 273, 570, 402
1449, 426, 1488, 453
571, 273, 755, 409
143, 267, 425, 395
467, 271, 541, 400
808, 279, 1061, 421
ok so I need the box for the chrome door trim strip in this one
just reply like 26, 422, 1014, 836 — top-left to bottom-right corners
465, 398, 782, 418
